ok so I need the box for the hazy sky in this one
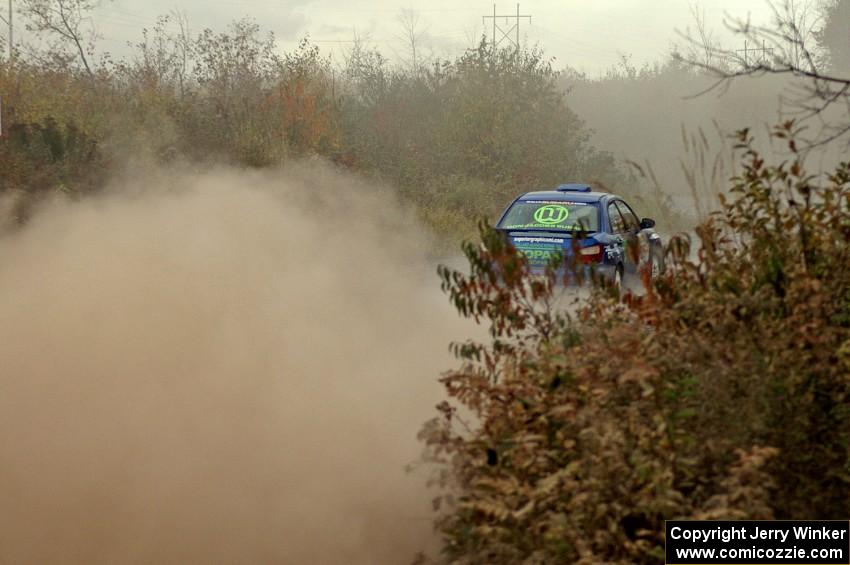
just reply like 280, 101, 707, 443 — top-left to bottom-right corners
92, 0, 777, 75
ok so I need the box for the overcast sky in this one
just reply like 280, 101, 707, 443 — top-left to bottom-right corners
91, 0, 777, 75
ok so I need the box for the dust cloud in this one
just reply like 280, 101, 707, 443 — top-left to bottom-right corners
0, 162, 467, 564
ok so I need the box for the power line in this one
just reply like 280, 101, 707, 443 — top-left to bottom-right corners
528, 22, 614, 58
482, 3, 531, 50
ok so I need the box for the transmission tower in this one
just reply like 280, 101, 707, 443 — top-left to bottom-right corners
737, 39, 775, 67
483, 3, 531, 50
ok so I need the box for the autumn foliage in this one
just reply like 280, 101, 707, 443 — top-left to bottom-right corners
422, 123, 850, 563
0, 23, 668, 243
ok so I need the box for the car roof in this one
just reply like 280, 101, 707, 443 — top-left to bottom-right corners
517, 189, 618, 204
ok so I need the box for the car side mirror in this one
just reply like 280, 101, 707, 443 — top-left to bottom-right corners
640, 217, 655, 229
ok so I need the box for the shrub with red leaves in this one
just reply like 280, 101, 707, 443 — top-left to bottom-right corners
421, 123, 850, 564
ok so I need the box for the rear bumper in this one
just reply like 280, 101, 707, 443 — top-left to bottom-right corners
529, 263, 617, 286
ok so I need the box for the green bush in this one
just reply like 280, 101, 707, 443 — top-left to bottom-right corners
422, 123, 850, 563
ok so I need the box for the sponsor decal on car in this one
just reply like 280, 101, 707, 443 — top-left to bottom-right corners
532, 204, 570, 225
511, 236, 565, 265
512, 237, 566, 244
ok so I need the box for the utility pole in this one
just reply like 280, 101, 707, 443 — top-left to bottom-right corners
482, 3, 531, 51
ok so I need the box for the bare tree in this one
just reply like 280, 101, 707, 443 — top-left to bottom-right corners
462, 23, 484, 51
0, 0, 13, 60
394, 8, 428, 75
678, 0, 850, 149
20, 0, 99, 76
784, 0, 822, 67
682, 2, 720, 69
341, 30, 389, 106
171, 9, 192, 98
130, 10, 193, 97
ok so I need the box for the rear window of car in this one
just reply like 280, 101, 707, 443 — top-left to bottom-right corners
498, 200, 599, 232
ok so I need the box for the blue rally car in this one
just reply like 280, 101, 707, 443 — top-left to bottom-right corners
495, 184, 664, 287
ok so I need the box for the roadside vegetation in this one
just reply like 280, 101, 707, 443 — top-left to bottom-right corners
423, 124, 850, 563
4, 2, 850, 564
0, 11, 679, 245
421, 1, 850, 561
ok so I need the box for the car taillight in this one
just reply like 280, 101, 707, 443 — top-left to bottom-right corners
579, 244, 603, 263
